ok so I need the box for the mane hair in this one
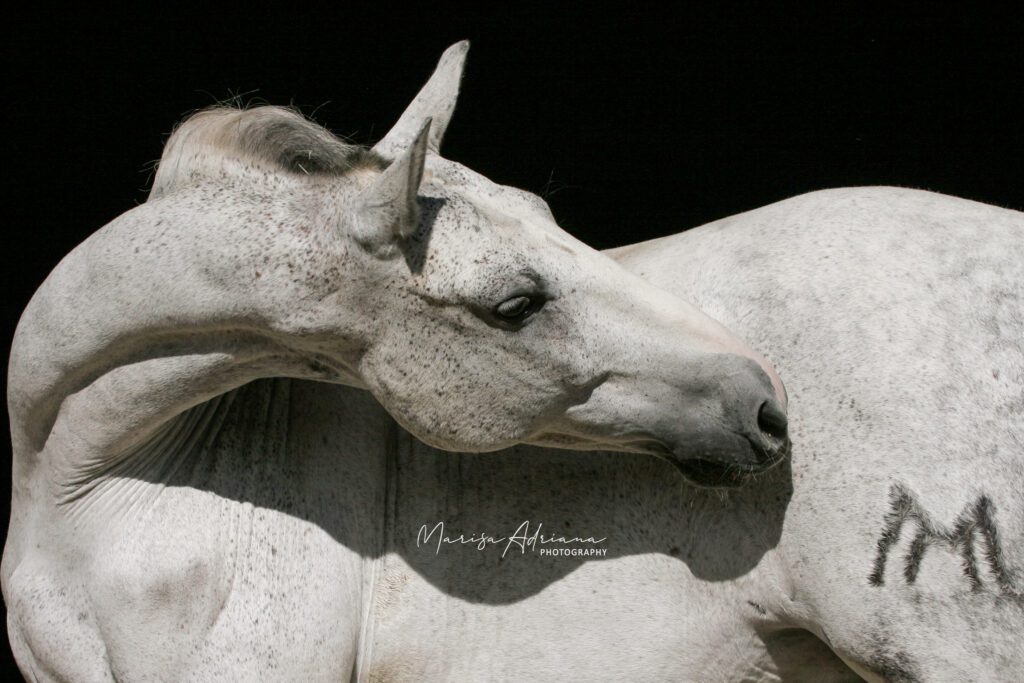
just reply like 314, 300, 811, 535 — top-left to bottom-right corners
149, 105, 387, 198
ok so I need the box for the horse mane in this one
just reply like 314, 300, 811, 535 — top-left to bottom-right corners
149, 105, 387, 198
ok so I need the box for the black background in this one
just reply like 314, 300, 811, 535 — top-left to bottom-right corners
3, 4, 1022, 675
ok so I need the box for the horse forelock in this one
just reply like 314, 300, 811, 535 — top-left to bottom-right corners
149, 105, 388, 198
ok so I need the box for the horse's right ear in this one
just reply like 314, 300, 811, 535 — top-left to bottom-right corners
372, 40, 469, 158
351, 119, 431, 258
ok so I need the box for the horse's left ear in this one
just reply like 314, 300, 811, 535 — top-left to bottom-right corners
372, 40, 469, 158
352, 118, 431, 256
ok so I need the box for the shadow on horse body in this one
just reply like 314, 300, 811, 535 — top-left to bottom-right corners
146, 376, 793, 599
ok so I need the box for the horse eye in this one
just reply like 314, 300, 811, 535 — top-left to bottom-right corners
494, 295, 537, 322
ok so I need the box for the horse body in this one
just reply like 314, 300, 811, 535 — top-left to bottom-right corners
4, 41, 1023, 681
8, 186, 1021, 681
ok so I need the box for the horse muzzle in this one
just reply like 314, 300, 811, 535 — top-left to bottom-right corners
665, 397, 790, 487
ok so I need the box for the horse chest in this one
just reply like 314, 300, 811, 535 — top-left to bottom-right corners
82, 481, 366, 678
11, 380, 390, 679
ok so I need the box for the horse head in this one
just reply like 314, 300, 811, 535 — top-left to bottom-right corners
349, 42, 790, 487
149, 42, 789, 488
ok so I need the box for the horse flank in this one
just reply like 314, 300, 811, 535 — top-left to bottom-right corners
149, 105, 388, 198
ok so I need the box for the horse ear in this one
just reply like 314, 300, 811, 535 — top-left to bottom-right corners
353, 118, 431, 255
372, 40, 469, 158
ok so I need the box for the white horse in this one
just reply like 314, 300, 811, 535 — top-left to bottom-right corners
4, 42, 1022, 681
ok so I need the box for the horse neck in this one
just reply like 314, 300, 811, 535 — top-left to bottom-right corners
9, 173, 368, 461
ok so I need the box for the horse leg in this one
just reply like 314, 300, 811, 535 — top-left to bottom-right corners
4, 555, 115, 682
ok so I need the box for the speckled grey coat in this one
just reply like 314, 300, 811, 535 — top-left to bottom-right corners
3, 43, 1022, 682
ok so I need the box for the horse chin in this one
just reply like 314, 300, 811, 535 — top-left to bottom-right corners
670, 458, 760, 489
665, 439, 792, 489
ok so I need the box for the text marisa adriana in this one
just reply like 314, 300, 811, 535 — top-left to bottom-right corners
417, 520, 608, 558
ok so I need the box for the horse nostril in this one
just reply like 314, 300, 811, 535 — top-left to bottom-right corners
757, 399, 788, 441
